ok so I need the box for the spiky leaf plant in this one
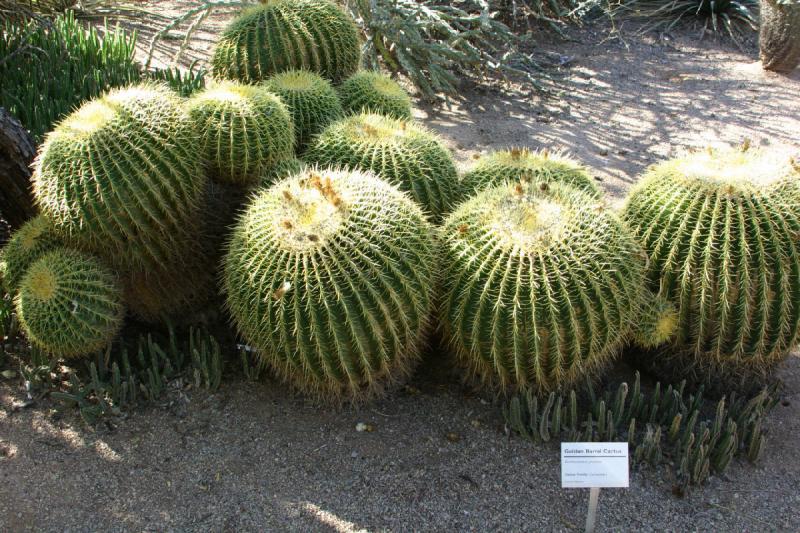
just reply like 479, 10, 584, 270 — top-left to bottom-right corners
259, 157, 308, 188
338, 71, 412, 119
304, 113, 460, 219
462, 148, 601, 198
224, 167, 437, 402
0, 215, 63, 294
187, 81, 294, 185
32, 84, 206, 271
211, 0, 360, 84
441, 180, 646, 393
263, 70, 343, 150
622, 147, 800, 386
16, 248, 124, 358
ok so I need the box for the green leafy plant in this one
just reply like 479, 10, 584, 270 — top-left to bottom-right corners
622, 147, 800, 390
504, 372, 779, 493
0, 12, 140, 142
613, 0, 758, 38
224, 167, 437, 402
304, 112, 460, 219
148, 62, 207, 97
441, 179, 647, 393
338, 70, 412, 119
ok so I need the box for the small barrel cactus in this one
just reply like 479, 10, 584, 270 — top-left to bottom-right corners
211, 0, 360, 84
0, 215, 63, 294
259, 157, 308, 189
224, 167, 437, 402
263, 70, 343, 150
32, 84, 206, 271
441, 180, 646, 393
304, 113, 460, 219
338, 71, 412, 119
622, 147, 800, 385
16, 248, 124, 358
462, 148, 601, 197
187, 81, 294, 185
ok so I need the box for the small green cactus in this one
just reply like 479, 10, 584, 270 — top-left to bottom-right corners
263, 70, 343, 149
622, 147, 800, 386
338, 71, 412, 119
441, 180, 646, 393
304, 112, 460, 219
462, 148, 601, 197
633, 294, 679, 349
16, 248, 124, 358
211, 0, 360, 84
259, 157, 308, 189
224, 167, 437, 402
187, 81, 294, 185
32, 84, 206, 271
0, 215, 63, 294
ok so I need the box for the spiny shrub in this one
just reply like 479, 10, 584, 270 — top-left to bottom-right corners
305, 113, 460, 219
622, 147, 800, 387
224, 167, 437, 402
338, 71, 412, 119
259, 157, 308, 188
0, 215, 63, 294
187, 81, 294, 185
211, 0, 360, 84
441, 180, 646, 393
16, 248, 124, 358
264, 70, 343, 150
462, 148, 601, 197
32, 84, 206, 271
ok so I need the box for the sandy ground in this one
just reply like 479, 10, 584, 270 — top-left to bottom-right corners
2, 6, 800, 532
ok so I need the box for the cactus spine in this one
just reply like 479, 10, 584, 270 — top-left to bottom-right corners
16, 249, 124, 358
441, 180, 646, 393
0, 215, 63, 294
187, 81, 294, 185
211, 0, 360, 84
304, 113, 460, 219
622, 147, 800, 386
338, 71, 412, 119
224, 167, 437, 402
264, 70, 343, 150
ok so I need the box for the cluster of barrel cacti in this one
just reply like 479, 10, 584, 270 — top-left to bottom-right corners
2, 0, 799, 405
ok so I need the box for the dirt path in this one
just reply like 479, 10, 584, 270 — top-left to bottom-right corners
2, 9, 800, 532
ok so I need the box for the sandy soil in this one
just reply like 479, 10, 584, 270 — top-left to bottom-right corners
2, 6, 800, 532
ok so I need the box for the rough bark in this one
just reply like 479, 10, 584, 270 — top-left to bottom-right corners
760, 0, 800, 73
0, 107, 36, 229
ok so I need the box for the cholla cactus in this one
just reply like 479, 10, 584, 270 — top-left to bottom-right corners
462, 148, 601, 197
0, 215, 63, 294
264, 70, 343, 149
187, 81, 294, 185
16, 248, 124, 358
622, 147, 800, 385
304, 112, 460, 219
224, 167, 437, 402
338, 71, 412, 119
32, 84, 206, 271
211, 0, 360, 83
441, 180, 646, 393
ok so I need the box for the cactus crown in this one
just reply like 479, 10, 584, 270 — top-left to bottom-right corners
463, 147, 601, 197
0, 215, 63, 294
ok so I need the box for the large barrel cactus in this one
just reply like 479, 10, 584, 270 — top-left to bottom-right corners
187, 81, 294, 185
224, 167, 437, 402
211, 0, 360, 84
264, 70, 343, 150
0, 215, 63, 294
441, 180, 646, 393
16, 248, 124, 358
304, 113, 460, 219
760, 0, 800, 73
622, 147, 800, 385
32, 84, 206, 271
462, 148, 601, 197
338, 71, 412, 119
259, 157, 308, 188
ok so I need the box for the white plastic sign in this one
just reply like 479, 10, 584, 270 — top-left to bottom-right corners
561, 442, 629, 488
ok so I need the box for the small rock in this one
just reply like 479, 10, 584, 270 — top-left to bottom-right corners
446, 432, 461, 443
355, 422, 374, 432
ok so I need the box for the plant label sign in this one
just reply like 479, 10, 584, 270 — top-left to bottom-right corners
561, 442, 629, 488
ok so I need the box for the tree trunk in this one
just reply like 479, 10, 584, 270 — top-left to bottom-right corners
0, 107, 36, 230
760, 0, 800, 73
